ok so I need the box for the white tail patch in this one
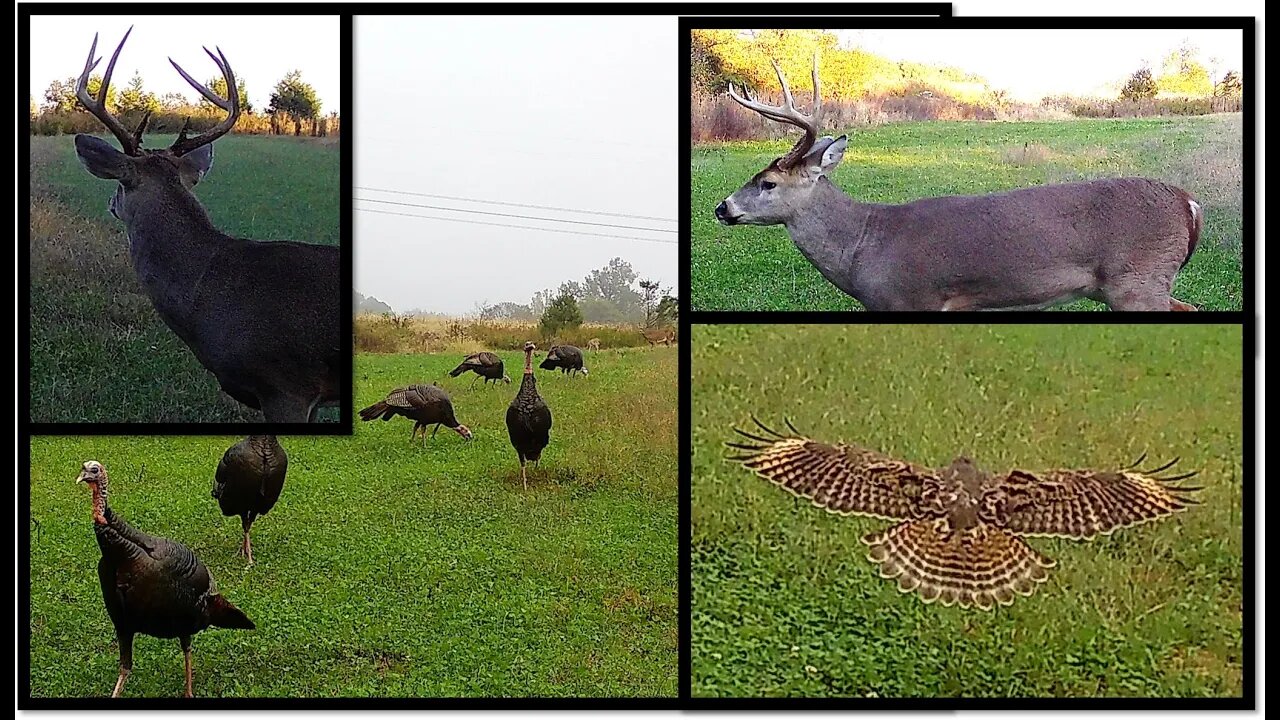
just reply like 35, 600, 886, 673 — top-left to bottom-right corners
1189, 199, 1200, 223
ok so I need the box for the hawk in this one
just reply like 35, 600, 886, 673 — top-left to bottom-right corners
726, 417, 1201, 610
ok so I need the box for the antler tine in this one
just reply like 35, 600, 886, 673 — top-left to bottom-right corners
771, 59, 797, 115
75, 28, 141, 155
809, 51, 823, 122
168, 44, 241, 156
725, 53, 823, 171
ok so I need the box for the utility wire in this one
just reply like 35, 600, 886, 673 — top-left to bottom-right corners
356, 206, 679, 245
357, 185, 677, 223
356, 197, 677, 234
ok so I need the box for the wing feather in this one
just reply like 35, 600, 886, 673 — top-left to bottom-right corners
991, 458, 1201, 539
726, 418, 933, 521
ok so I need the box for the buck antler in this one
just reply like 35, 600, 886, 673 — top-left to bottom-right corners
76, 27, 145, 156
168, 45, 241, 156
727, 54, 823, 170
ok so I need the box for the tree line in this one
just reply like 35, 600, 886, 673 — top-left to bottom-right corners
31, 68, 339, 138
692, 29, 1244, 132
474, 257, 678, 335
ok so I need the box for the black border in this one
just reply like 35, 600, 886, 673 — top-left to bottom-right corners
20, 5, 354, 434
684, 15, 1254, 322
684, 318, 1253, 709
682, 16, 1253, 710
19, 1, 952, 710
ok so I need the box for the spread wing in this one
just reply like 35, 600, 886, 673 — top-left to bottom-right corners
725, 417, 934, 521
990, 455, 1202, 539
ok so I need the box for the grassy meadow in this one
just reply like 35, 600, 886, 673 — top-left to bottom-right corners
28, 346, 678, 698
691, 325, 1243, 698
691, 115, 1244, 311
27, 133, 341, 423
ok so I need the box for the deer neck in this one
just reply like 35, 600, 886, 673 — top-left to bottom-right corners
783, 178, 878, 302
123, 188, 230, 325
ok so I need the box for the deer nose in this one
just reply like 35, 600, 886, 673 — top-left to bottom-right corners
714, 201, 737, 225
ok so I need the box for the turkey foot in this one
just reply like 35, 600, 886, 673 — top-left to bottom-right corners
111, 666, 130, 698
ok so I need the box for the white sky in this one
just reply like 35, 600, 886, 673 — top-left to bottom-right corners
28, 15, 342, 114
836, 28, 1246, 100
355, 16, 677, 315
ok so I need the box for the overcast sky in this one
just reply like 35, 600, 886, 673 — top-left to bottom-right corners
836, 28, 1245, 100
355, 16, 677, 315
28, 15, 342, 114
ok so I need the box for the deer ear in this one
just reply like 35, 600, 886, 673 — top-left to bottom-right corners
801, 135, 847, 179
74, 135, 133, 181
179, 145, 215, 185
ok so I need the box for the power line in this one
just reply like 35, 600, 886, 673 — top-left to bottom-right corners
357, 185, 677, 223
356, 196, 678, 234
356, 206, 679, 245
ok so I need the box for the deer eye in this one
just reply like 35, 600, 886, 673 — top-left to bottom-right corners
761, 180, 777, 190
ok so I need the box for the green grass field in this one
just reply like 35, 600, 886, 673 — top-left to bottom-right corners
28, 133, 341, 423
691, 325, 1243, 698
29, 348, 677, 698
691, 115, 1244, 311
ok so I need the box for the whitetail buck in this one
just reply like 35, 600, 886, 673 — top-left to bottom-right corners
72, 29, 341, 421
715, 56, 1202, 311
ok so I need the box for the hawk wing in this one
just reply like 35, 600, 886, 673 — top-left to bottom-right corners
725, 417, 934, 521
990, 456, 1201, 539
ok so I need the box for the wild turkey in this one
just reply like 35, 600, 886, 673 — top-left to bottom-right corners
76, 460, 255, 698
506, 341, 553, 489
358, 382, 473, 445
211, 436, 287, 565
539, 344, 588, 377
449, 351, 510, 387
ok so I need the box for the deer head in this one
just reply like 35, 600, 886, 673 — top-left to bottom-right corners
73, 27, 241, 227
714, 54, 848, 227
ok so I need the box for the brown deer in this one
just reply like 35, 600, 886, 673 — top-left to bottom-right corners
72, 29, 341, 421
715, 56, 1202, 311
641, 327, 675, 346
587, 338, 601, 352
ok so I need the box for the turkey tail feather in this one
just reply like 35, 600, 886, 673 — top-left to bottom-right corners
358, 402, 389, 421
208, 595, 255, 630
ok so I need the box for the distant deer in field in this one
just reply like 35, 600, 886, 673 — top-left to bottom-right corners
641, 327, 675, 346
72, 29, 341, 421
587, 338, 601, 352
715, 55, 1202, 311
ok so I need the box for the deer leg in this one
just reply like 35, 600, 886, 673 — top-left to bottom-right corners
112, 631, 134, 697
180, 636, 194, 698
520, 461, 528, 491
431, 424, 440, 439
470, 375, 479, 388
1101, 284, 1173, 311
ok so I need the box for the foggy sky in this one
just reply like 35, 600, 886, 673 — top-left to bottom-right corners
355, 16, 678, 315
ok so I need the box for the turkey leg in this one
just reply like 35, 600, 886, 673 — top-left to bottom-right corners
240, 514, 256, 565
111, 631, 133, 697
180, 635, 193, 698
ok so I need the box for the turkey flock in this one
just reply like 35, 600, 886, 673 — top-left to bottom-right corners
75, 342, 595, 696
